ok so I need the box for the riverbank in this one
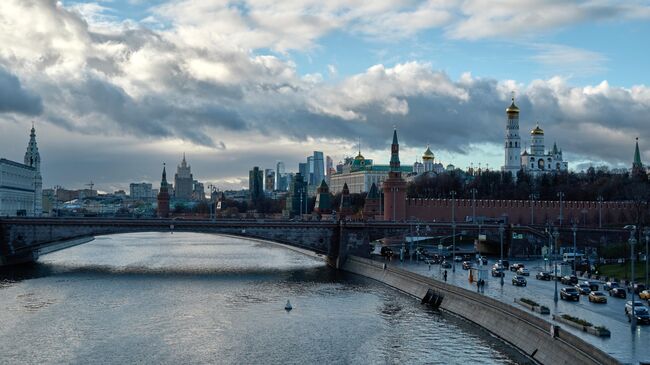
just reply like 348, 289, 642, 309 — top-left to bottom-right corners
342, 256, 619, 365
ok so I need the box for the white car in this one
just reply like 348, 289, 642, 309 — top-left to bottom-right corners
517, 268, 530, 276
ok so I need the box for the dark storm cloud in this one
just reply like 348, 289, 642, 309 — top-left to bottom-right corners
0, 67, 43, 115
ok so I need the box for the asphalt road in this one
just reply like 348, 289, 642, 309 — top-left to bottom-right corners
388, 255, 650, 364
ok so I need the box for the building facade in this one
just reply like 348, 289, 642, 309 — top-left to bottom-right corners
328, 150, 411, 194
0, 125, 42, 217
130, 182, 155, 200
249, 166, 264, 203
264, 169, 275, 192
174, 154, 194, 200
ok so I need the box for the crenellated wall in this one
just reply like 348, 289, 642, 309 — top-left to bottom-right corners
405, 198, 636, 226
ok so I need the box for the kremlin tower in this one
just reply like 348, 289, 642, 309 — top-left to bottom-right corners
383, 129, 407, 221
157, 164, 170, 218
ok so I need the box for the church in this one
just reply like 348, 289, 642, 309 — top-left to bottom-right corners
502, 96, 568, 177
0, 124, 43, 216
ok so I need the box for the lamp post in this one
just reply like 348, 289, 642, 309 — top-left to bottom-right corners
451, 190, 457, 273
625, 225, 637, 327
499, 223, 505, 286
529, 193, 538, 225
553, 227, 560, 304
643, 227, 650, 288
557, 192, 565, 226
597, 195, 603, 228
572, 223, 578, 275
470, 188, 478, 224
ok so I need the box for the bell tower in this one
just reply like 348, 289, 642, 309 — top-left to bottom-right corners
24, 123, 42, 216
383, 128, 407, 221
503, 94, 522, 176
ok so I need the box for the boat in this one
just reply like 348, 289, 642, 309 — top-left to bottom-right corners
285, 300, 293, 311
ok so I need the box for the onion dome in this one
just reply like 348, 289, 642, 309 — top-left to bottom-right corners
355, 151, 364, 161
506, 96, 519, 114
531, 123, 544, 135
422, 145, 435, 161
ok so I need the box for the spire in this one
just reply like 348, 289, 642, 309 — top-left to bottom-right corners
367, 182, 379, 199
633, 137, 643, 169
161, 163, 168, 189
390, 128, 400, 172
24, 122, 40, 171
552, 141, 558, 155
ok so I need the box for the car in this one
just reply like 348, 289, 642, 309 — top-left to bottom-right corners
536, 271, 551, 281
462, 261, 472, 270
640, 290, 650, 300
625, 301, 650, 324
497, 260, 510, 269
512, 275, 527, 286
628, 283, 647, 294
510, 263, 525, 272
424, 258, 437, 265
575, 283, 591, 295
561, 275, 578, 285
380, 247, 394, 257
441, 261, 452, 269
476, 256, 488, 265
604, 281, 620, 291
627, 307, 650, 324
609, 288, 627, 298
454, 255, 463, 262
582, 280, 600, 291
560, 287, 580, 301
517, 268, 530, 276
491, 267, 505, 277
588, 291, 607, 303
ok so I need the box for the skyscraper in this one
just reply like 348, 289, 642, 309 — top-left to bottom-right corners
249, 166, 264, 204
298, 162, 308, 182
264, 169, 275, 191
174, 153, 194, 200
312, 151, 324, 186
326, 155, 334, 176
275, 161, 285, 190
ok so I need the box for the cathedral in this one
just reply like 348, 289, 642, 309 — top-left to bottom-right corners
502, 96, 568, 177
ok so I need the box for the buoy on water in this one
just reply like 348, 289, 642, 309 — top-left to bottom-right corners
285, 300, 293, 311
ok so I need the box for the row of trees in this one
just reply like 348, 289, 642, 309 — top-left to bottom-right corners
407, 168, 649, 202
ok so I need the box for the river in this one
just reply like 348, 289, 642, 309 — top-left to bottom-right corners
0, 232, 531, 364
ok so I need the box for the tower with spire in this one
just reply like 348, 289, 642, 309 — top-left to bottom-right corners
503, 94, 522, 176
24, 123, 42, 216
632, 137, 645, 176
157, 164, 170, 218
174, 153, 194, 200
383, 128, 407, 221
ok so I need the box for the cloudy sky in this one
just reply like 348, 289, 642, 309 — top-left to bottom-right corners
1, 0, 649, 192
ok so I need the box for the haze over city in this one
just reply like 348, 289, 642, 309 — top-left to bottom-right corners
1, 0, 649, 191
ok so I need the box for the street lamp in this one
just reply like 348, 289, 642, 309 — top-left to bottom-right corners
451, 190, 457, 273
553, 227, 560, 304
499, 223, 505, 286
572, 223, 578, 275
470, 188, 478, 224
625, 225, 637, 327
597, 195, 604, 228
643, 227, 650, 288
557, 192, 565, 226
529, 193, 538, 225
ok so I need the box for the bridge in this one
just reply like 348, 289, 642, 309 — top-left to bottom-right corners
0, 218, 627, 267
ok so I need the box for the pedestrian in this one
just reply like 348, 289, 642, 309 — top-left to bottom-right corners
444, 270, 448, 282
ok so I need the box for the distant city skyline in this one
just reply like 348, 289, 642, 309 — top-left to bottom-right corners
1, 1, 649, 192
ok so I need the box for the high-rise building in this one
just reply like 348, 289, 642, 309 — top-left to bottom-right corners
285, 173, 307, 217
174, 153, 194, 200
249, 166, 264, 204
157, 164, 170, 218
276, 161, 286, 190
192, 180, 205, 200
326, 155, 334, 176
130, 182, 155, 200
264, 169, 275, 191
298, 162, 308, 182
312, 151, 324, 186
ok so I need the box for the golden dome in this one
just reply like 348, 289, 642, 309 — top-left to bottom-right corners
531, 123, 544, 135
422, 146, 434, 160
355, 151, 365, 160
506, 97, 519, 113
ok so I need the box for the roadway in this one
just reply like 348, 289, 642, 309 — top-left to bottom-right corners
386, 255, 650, 364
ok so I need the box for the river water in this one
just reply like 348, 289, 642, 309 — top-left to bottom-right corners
0, 232, 531, 364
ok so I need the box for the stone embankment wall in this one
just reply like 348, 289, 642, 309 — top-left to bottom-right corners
342, 256, 619, 365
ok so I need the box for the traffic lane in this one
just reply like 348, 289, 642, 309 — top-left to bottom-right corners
396, 259, 650, 362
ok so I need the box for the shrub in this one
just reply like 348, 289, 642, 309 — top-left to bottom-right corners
520, 298, 539, 307
561, 314, 593, 327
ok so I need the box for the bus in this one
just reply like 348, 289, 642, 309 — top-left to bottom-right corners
563, 252, 584, 263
